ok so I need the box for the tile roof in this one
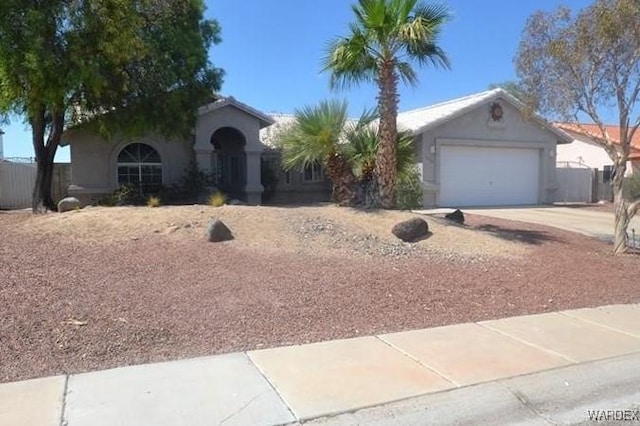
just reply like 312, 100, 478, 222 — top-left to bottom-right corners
259, 114, 297, 149
260, 89, 574, 148
395, 88, 572, 143
396, 89, 503, 133
554, 122, 640, 159
260, 113, 362, 149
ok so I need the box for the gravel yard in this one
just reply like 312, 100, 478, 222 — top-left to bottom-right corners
1, 204, 639, 383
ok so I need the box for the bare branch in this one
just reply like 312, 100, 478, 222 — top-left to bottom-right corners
630, 117, 640, 144
628, 199, 640, 219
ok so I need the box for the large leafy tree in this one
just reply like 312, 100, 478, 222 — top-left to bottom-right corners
516, 0, 640, 254
0, 0, 223, 212
322, 0, 450, 208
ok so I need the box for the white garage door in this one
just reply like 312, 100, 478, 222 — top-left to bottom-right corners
439, 145, 540, 207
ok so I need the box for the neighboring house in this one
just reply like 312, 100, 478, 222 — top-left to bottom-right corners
62, 88, 571, 208
554, 122, 640, 176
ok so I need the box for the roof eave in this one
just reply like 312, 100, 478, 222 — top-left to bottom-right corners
198, 97, 275, 128
490, 90, 574, 144
405, 89, 574, 144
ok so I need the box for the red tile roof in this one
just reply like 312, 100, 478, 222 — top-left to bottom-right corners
555, 122, 640, 159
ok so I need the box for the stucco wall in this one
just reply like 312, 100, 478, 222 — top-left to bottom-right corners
269, 170, 331, 204
262, 152, 331, 204
556, 131, 637, 176
195, 106, 263, 152
556, 132, 614, 169
195, 105, 266, 204
415, 101, 560, 207
67, 130, 192, 203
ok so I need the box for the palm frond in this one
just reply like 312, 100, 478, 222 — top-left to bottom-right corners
342, 112, 417, 177
355, 0, 388, 29
406, 40, 450, 69
322, 33, 378, 90
344, 124, 380, 176
395, 130, 418, 174
400, 3, 451, 69
276, 100, 348, 172
412, 2, 451, 25
345, 106, 378, 136
396, 62, 418, 86
323, 0, 450, 92
396, 0, 420, 24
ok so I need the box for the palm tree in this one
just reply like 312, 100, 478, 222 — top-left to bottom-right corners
344, 124, 419, 207
323, 0, 450, 208
277, 100, 359, 205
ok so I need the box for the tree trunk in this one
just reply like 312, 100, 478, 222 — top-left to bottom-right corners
32, 153, 56, 212
31, 107, 64, 213
612, 162, 629, 254
354, 177, 379, 208
375, 60, 399, 209
325, 152, 357, 206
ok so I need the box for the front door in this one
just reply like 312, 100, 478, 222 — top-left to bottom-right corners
211, 152, 246, 195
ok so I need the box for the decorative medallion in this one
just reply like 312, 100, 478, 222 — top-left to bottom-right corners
489, 102, 504, 122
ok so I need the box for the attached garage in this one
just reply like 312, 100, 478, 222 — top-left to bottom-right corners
438, 145, 540, 207
397, 88, 573, 208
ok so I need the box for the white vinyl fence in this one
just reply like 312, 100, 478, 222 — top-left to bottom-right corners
0, 159, 70, 209
556, 163, 594, 203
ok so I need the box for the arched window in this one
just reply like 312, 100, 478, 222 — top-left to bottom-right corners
117, 143, 163, 192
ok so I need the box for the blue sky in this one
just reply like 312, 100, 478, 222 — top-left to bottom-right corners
2, 0, 593, 162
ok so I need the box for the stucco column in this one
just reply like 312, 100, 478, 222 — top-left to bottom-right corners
543, 146, 558, 203
245, 149, 263, 205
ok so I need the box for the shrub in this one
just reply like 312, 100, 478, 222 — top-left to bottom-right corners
147, 195, 161, 208
118, 185, 147, 205
97, 184, 145, 206
623, 173, 640, 201
97, 194, 116, 207
395, 166, 423, 210
208, 191, 226, 207
261, 157, 279, 203
157, 184, 182, 204
180, 160, 211, 200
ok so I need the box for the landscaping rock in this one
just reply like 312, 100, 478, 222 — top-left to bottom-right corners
57, 197, 81, 213
227, 199, 247, 206
207, 219, 233, 242
445, 209, 465, 225
391, 218, 429, 243
162, 225, 180, 235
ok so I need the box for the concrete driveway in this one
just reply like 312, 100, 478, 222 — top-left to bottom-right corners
461, 206, 640, 244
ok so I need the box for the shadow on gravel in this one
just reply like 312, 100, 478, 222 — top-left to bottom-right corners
409, 232, 433, 243
555, 202, 613, 210
475, 224, 563, 246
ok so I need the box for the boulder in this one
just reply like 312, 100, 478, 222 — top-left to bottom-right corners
57, 197, 81, 213
207, 219, 234, 242
392, 218, 429, 243
445, 209, 465, 225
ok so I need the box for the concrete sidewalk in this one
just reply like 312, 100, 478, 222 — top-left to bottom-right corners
2, 304, 639, 426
